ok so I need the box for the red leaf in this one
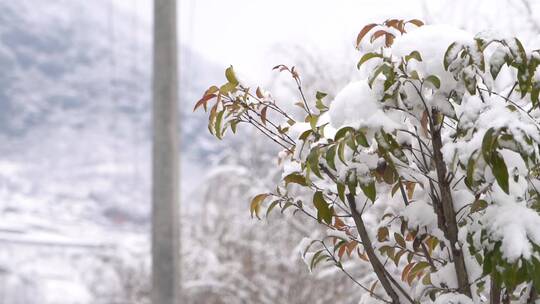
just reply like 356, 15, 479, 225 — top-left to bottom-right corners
338, 244, 347, 259
193, 93, 216, 111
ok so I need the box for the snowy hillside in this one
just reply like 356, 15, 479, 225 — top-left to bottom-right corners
0, 1, 224, 302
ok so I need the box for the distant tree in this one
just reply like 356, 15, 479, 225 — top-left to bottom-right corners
181, 130, 360, 304
196, 20, 540, 303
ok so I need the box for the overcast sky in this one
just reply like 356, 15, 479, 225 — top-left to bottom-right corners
115, 0, 540, 86
121, 0, 434, 82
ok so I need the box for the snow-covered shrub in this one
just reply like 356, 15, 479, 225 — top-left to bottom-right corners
196, 19, 540, 303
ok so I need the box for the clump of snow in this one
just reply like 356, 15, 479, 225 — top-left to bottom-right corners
326, 229, 349, 240
481, 203, 540, 262
281, 159, 301, 178
433, 293, 473, 304
431, 262, 458, 289
359, 293, 387, 304
328, 81, 398, 131
289, 122, 311, 139
402, 200, 437, 230
392, 25, 474, 93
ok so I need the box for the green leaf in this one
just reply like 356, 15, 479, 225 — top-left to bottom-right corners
347, 172, 357, 197
405, 50, 422, 63
356, 131, 369, 147
309, 114, 319, 131
337, 183, 346, 202
299, 129, 313, 141
513, 38, 528, 65
225, 65, 239, 85
409, 70, 420, 80
360, 181, 376, 202
308, 149, 322, 178
357, 52, 383, 69
443, 42, 460, 71
465, 155, 476, 189
531, 258, 540, 291
424, 75, 441, 89
491, 152, 509, 194
230, 120, 239, 134
313, 191, 332, 224
531, 82, 540, 107
482, 128, 495, 163
334, 126, 354, 141
325, 145, 337, 171
219, 82, 237, 94
409, 261, 430, 277
310, 250, 327, 270
266, 200, 280, 217
284, 173, 308, 186
315, 98, 328, 112
316, 91, 327, 100
394, 232, 406, 247
382, 131, 408, 164
250, 193, 269, 219
214, 110, 225, 139
369, 63, 393, 87
463, 72, 477, 95
337, 141, 347, 165
470, 199, 488, 213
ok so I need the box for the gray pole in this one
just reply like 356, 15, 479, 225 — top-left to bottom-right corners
152, 0, 179, 303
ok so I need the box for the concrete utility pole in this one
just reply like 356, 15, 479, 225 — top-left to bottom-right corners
152, 0, 180, 303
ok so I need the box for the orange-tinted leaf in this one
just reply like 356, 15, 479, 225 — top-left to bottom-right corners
377, 227, 389, 242
369, 280, 379, 296
250, 193, 269, 219
346, 241, 358, 257
385, 32, 395, 47
338, 243, 347, 259
385, 19, 399, 28
397, 20, 405, 33
405, 181, 416, 200
370, 30, 388, 43
405, 232, 415, 242
426, 236, 439, 254
407, 19, 424, 27
356, 23, 377, 47
386, 19, 405, 33
408, 261, 430, 284
334, 217, 346, 230
402, 262, 415, 282
358, 248, 369, 261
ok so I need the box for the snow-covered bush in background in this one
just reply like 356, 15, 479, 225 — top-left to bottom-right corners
196, 19, 540, 303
